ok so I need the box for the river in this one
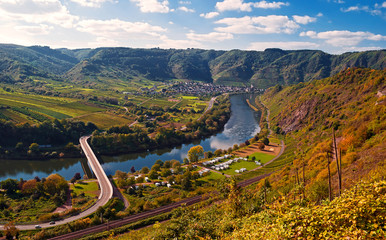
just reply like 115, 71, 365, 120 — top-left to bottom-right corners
0, 93, 260, 181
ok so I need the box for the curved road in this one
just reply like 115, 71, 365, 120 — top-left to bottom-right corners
0, 136, 113, 231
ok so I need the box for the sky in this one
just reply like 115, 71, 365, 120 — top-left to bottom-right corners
0, 0, 385, 54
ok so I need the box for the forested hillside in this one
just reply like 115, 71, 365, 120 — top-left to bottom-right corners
0, 44, 385, 88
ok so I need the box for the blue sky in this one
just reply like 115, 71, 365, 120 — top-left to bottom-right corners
0, 0, 385, 53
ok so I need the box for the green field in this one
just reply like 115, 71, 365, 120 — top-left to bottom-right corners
247, 152, 275, 164
0, 92, 108, 123
70, 181, 100, 198
74, 112, 134, 129
182, 96, 198, 100
222, 160, 261, 175
198, 171, 226, 182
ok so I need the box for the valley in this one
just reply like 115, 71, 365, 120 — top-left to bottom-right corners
0, 45, 384, 240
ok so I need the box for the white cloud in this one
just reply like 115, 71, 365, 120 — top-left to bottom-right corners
179, 1, 191, 4
130, 0, 170, 13
200, 12, 220, 19
341, 6, 367, 12
316, 12, 323, 17
253, 0, 289, 9
87, 37, 121, 48
178, 6, 194, 12
69, 0, 115, 8
154, 35, 203, 49
186, 32, 233, 42
0, 0, 78, 28
300, 30, 386, 47
216, 0, 288, 12
248, 41, 319, 50
293, 15, 316, 24
341, 5, 382, 15
215, 15, 299, 34
168, 21, 174, 24
339, 46, 383, 53
76, 19, 166, 39
15, 24, 53, 35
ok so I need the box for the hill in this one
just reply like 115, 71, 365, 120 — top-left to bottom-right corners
0, 44, 384, 88
112, 68, 385, 239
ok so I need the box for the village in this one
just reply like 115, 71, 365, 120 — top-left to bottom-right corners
133, 81, 264, 96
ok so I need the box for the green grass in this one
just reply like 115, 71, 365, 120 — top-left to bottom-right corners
0, 92, 108, 123
199, 171, 226, 182
73, 112, 134, 129
222, 160, 263, 175
70, 181, 100, 198
182, 96, 198, 100
247, 152, 275, 164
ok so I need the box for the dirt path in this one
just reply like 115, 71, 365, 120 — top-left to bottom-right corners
138, 97, 153, 106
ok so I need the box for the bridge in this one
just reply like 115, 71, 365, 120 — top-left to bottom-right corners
0, 136, 113, 231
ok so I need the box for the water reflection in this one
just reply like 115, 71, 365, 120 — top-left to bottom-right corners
0, 158, 86, 181
0, 93, 261, 180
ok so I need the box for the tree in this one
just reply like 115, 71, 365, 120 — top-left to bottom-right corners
262, 137, 270, 146
4, 221, 19, 240
15, 142, 24, 151
154, 159, 164, 167
74, 172, 82, 181
181, 170, 192, 190
258, 142, 265, 150
263, 178, 271, 204
43, 174, 68, 196
161, 169, 172, 178
65, 142, 78, 153
21, 179, 37, 195
1, 179, 19, 195
130, 166, 136, 173
228, 179, 243, 217
214, 149, 223, 156
70, 177, 77, 185
187, 145, 204, 163
28, 143, 40, 155
115, 170, 127, 180
148, 170, 159, 180
151, 164, 161, 172
140, 166, 149, 174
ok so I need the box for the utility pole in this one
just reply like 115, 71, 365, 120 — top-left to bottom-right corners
333, 128, 342, 196
327, 151, 332, 202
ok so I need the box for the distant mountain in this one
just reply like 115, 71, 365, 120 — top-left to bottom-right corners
0, 44, 385, 88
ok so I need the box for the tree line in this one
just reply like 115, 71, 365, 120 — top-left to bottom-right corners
0, 119, 97, 159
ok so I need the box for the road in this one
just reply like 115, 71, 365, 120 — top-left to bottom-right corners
198, 96, 217, 121
0, 136, 113, 231
79, 135, 113, 203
